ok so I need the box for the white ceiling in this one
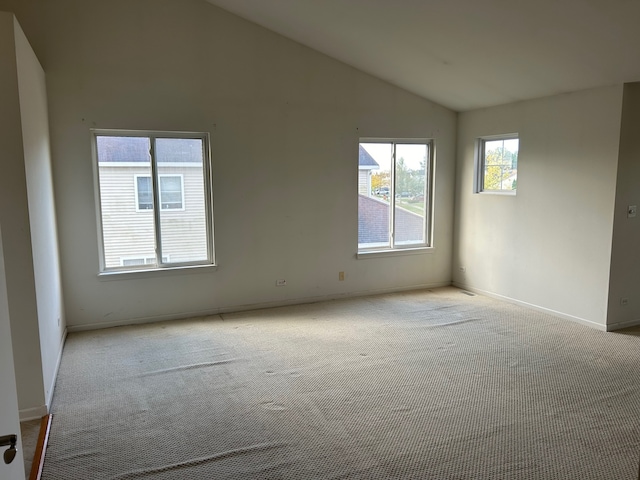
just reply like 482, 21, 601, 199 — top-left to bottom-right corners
205, 0, 640, 111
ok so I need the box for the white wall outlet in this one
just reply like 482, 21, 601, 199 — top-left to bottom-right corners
627, 205, 637, 218
276, 279, 287, 286
459, 266, 466, 273
339, 271, 345, 281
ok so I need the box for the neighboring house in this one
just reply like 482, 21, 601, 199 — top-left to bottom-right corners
358, 195, 425, 246
97, 136, 208, 268
358, 145, 379, 196
358, 144, 424, 246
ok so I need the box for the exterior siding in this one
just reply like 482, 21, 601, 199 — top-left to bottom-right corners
98, 164, 208, 268
358, 170, 371, 196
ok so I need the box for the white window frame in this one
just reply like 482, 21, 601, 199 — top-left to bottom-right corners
357, 138, 434, 256
92, 129, 215, 273
134, 174, 185, 212
475, 134, 519, 195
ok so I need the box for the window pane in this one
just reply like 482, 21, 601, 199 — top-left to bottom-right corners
483, 138, 518, 191
136, 176, 153, 210
155, 138, 209, 264
358, 143, 391, 249
96, 136, 156, 269
394, 144, 427, 246
159, 176, 183, 209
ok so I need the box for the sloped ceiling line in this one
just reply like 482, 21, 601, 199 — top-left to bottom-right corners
205, 0, 640, 111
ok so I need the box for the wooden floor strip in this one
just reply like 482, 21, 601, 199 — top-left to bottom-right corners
29, 414, 52, 480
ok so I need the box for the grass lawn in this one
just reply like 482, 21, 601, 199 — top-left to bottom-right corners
373, 195, 425, 216
396, 199, 425, 216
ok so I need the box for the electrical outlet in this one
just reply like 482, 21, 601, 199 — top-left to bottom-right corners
459, 266, 466, 273
339, 271, 345, 281
620, 297, 629, 306
276, 279, 287, 287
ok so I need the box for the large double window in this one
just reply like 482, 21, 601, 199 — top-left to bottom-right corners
92, 130, 214, 272
358, 140, 433, 253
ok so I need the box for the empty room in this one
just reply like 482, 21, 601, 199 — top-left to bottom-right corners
0, 0, 639, 478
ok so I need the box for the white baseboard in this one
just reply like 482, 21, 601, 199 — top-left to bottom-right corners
19, 404, 48, 422
67, 281, 452, 332
452, 282, 608, 331
605, 317, 640, 332
45, 327, 67, 409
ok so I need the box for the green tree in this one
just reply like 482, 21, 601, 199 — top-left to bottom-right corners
371, 157, 426, 198
396, 157, 425, 196
483, 147, 517, 190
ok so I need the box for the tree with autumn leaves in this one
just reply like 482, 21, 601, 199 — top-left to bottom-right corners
483, 146, 517, 191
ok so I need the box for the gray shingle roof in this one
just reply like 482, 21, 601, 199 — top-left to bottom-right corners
97, 136, 202, 163
359, 145, 379, 167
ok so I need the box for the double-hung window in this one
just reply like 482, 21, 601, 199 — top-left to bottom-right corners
93, 130, 215, 272
357, 140, 433, 253
476, 135, 519, 193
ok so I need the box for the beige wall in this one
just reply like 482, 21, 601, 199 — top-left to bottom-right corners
0, 13, 50, 416
607, 82, 640, 329
1, 0, 456, 329
14, 16, 66, 411
454, 86, 623, 328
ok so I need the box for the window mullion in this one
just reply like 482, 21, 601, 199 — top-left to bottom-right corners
390, 142, 396, 249
202, 135, 215, 265
149, 137, 164, 267
425, 142, 432, 245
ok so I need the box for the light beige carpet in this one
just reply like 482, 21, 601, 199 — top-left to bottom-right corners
42, 287, 640, 479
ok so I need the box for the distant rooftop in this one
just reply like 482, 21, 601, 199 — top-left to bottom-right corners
97, 136, 203, 163
359, 145, 379, 168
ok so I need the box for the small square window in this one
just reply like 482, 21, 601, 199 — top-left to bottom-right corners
476, 135, 519, 193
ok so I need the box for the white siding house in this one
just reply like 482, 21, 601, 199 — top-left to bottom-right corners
358, 145, 379, 196
96, 136, 209, 269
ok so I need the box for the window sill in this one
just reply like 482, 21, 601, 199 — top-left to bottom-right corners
98, 263, 217, 281
357, 247, 434, 259
476, 190, 517, 196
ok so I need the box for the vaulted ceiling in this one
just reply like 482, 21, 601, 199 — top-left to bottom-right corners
206, 0, 640, 111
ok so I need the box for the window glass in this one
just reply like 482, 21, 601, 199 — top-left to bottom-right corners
159, 176, 183, 209
358, 141, 431, 252
94, 132, 213, 271
480, 137, 518, 192
155, 138, 208, 265
96, 136, 156, 269
136, 176, 153, 210
358, 143, 391, 249
394, 144, 427, 246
